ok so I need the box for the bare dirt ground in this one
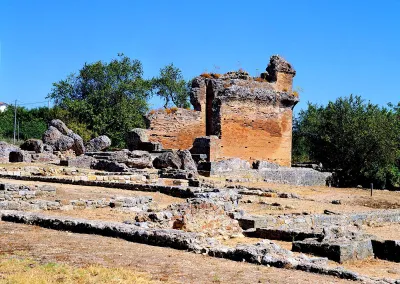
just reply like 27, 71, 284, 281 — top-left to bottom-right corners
363, 223, 400, 240
236, 181, 400, 213
2, 171, 400, 282
239, 196, 377, 215
0, 221, 352, 284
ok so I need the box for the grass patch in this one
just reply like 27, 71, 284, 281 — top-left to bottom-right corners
0, 254, 159, 284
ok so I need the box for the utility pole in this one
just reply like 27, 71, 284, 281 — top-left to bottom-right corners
17, 121, 20, 141
13, 100, 17, 144
48, 100, 50, 110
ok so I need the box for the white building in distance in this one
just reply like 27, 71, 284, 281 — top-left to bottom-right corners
0, 102, 8, 112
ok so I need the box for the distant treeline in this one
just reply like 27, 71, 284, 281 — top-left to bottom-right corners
0, 54, 191, 147
292, 95, 400, 189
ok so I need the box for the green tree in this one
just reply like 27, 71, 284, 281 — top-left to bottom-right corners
0, 106, 50, 142
47, 54, 152, 147
293, 95, 400, 188
152, 63, 190, 108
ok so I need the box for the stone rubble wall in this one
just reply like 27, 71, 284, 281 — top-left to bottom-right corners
208, 159, 331, 186
147, 108, 205, 150
0, 183, 56, 201
237, 210, 400, 231
0, 210, 394, 283
0, 171, 200, 198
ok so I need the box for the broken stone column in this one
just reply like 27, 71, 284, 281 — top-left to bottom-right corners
261, 55, 296, 92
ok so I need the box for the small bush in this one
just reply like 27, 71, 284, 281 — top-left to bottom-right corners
200, 73, 212, 78
293, 91, 299, 97
165, 107, 178, 115
211, 73, 221, 79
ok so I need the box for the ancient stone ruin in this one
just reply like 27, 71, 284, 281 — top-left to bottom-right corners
146, 55, 298, 167
2, 55, 400, 283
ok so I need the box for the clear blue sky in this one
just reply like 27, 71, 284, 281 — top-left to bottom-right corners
1, 0, 399, 112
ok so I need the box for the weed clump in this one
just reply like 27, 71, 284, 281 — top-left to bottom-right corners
165, 107, 178, 114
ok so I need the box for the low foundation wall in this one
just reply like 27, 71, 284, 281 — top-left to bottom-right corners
237, 210, 400, 231
0, 210, 389, 283
0, 173, 198, 198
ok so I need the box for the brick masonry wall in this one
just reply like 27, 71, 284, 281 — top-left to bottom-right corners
218, 100, 293, 166
147, 108, 205, 150
275, 72, 294, 92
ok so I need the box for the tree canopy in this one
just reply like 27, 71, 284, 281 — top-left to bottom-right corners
47, 54, 152, 147
152, 63, 190, 108
47, 55, 191, 147
293, 95, 400, 189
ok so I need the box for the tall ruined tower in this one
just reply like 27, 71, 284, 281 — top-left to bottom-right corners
147, 55, 299, 166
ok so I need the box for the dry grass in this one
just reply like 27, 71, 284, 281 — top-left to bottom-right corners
165, 107, 178, 115
254, 77, 266, 82
200, 73, 212, 78
0, 254, 158, 284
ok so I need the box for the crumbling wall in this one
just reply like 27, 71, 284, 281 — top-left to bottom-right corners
147, 108, 205, 150
147, 55, 298, 166
218, 100, 294, 166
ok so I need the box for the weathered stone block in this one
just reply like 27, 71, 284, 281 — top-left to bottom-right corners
61, 155, 97, 169
0, 142, 19, 163
292, 238, 374, 263
20, 139, 44, 153
138, 141, 163, 152
371, 239, 400, 262
85, 135, 111, 152
127, 128, 149, 151
9, 151, 32, 163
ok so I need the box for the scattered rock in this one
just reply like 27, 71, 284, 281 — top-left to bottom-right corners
177, 150, 197, 172
85, 135, 111, 152
127, 128, 148, 151
20, 139, 44, 153
138, 141, 163, 152
0, 141, 19, 163
211, 158, 251, 173
9, 151, 32, 163
125, 151, 153, 169
61, 155, 98, 169
92, 160, 129, 172
42, 119, 83, 154
42, 126, 74, 151
68, 133, 85, 156
153, 151, 182, 169
293, 226, 374, 263
49, 119, 73, 135
252, 160, 280, 170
